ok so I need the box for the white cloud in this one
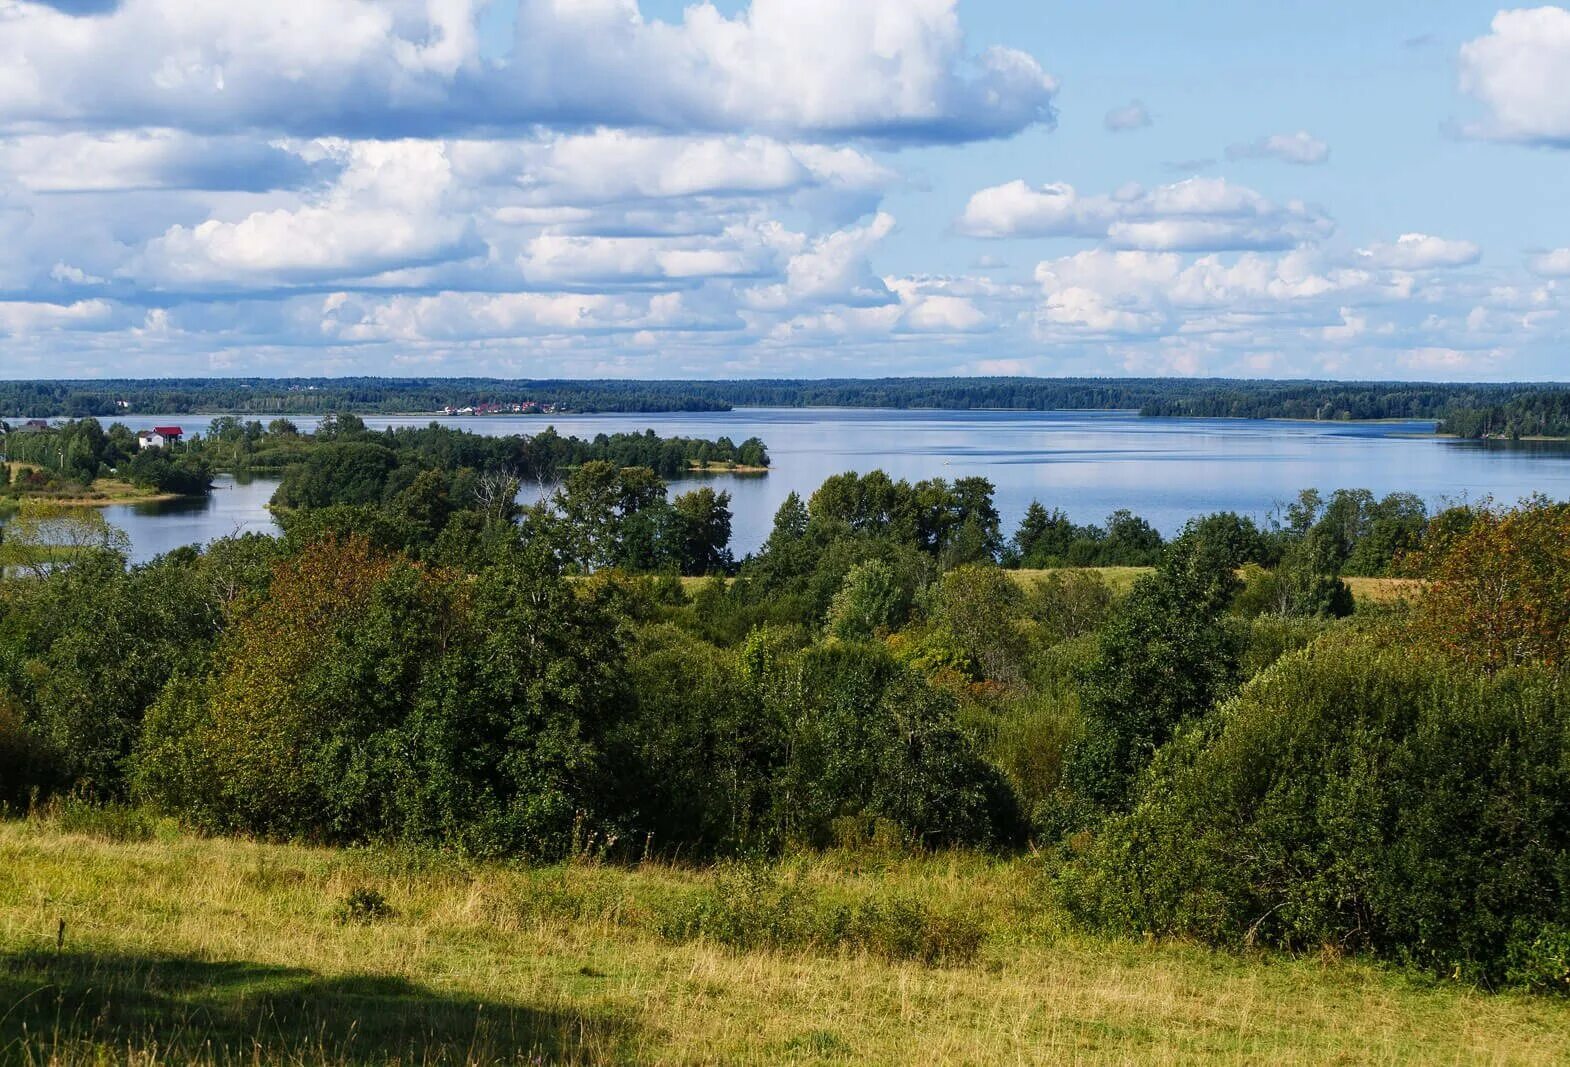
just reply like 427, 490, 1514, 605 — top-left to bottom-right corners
135, 140, 479, 287
1355, 233, 1482, 270
1225, 130, 1330, 165
0, 298, 115, 335
0, 0, 1057, 145
1459, 6, 1570, 147
1104, 101, 1152, 132
1529, 248, 1570, 276
746, 212, 897, 310
957, 177, 1332, 251
0, 130, 325, 193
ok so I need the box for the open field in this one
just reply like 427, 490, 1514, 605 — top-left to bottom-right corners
2, 818, 1566, 1065
676, 567, 1420, 606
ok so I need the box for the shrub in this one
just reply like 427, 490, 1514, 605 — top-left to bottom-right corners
0, 698, 51, 810
134, 536, 628, 858
1059, 532, 1243, 815
1408, 499, 1570, 672
335, 887, 394, 925
773, 642, 1022, 849
1062, 629, 1570, 987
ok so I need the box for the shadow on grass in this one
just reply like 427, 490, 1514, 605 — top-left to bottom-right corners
0, 947, 635, 1064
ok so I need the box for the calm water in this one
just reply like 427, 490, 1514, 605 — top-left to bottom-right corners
15, 409, 1570, 564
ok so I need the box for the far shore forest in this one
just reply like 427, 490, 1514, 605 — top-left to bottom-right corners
4, 375, 1570, 439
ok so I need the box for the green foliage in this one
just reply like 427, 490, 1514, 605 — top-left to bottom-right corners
930, 565, 1029, 684
825, 559, 911, 640
125, 448, 212, 495
1010, 503, 1167, 568
1060, 531, 1244, 815
135, 536, 628, 857
335, 887, 395, 925
1020, 570, 1114, 646
772, 641, 1020, 849
273, 441, 400, 509
607, 625, 778, 856
1062, 630, 1570, 988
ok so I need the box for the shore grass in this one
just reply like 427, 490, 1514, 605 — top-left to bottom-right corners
1, 818, 1566, 1064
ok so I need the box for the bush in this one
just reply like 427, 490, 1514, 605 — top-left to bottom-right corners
335, 887, 395, 925
1408, 500, 1570, 672
1062, 629, 1570, 987
134, 536, 628, 858
773, 641, 1022, 849
0, 698, 51, 810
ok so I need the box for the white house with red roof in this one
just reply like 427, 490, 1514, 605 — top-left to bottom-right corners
137, 426, 184, 449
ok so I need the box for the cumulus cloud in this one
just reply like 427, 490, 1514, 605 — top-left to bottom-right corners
134, 140, 481, 287
1104, 101, 1152, 132
1529, 248, 1570, 276
1225, 130, 1331, 165
957, 177, 1332, 251
0, 0, 1058, 144
1355, 233, 1482, 270
0, 298, 116, 334
1459, 6, 1570, 147
0, 131, 326, 192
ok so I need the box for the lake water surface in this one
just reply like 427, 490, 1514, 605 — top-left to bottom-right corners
23, 409, 1570, 564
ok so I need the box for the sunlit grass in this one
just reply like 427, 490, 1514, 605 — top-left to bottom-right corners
1, 818, 1565, 1064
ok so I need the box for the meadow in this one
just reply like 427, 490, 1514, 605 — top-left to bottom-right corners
4, 815, 1568, 1066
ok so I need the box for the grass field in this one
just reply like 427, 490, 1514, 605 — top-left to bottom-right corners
679, 569, 1420, 607
2, 817, 1565, 1065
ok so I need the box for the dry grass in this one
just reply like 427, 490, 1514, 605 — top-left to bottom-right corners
1, 819, 1566, 1064
1343, 575, 1425, 604
1009, 566, 1153, 596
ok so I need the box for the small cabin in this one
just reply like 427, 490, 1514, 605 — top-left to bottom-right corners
137, 426, 184, 450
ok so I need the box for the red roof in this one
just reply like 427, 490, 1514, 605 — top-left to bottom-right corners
152, 426, 184, 436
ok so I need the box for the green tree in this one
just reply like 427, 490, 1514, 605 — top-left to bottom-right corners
665, 487, 734, 575
825, 559, 910, 640
1060, 530, 1243, 814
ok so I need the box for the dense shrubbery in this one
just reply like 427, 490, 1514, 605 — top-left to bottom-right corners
1061, 633, 1570, 986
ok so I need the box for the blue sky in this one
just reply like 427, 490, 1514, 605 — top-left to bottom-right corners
1, 1, 1567, 380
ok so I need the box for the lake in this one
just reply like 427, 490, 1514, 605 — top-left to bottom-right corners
17, 409, 1570, 564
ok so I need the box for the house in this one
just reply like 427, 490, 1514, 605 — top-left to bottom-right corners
137, 425, 184, 449
21, 419, 49, 432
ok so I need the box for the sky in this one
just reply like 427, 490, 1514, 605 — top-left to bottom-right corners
0, 1, 1568, 381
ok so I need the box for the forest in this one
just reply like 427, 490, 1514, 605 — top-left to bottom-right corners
2, 425, 1567, 1007
1438, 390, 1570, 439
4, 376, 1566, 422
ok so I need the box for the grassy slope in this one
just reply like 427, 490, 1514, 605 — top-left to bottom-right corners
2, 821, 1566, 1065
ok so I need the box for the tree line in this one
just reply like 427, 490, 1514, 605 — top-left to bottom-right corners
1438, 390, 1570, 440
1, 454, 1567, 991
6, 376, 1568, 422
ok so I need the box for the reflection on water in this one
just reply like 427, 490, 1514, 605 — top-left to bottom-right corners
9, 409, 1570, 565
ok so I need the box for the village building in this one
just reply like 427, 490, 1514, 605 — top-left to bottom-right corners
137, 426, 184, 449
